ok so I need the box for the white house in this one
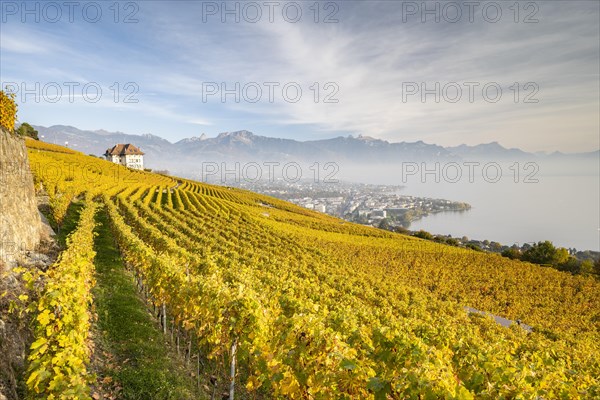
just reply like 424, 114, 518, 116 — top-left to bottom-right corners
104, 143, 145, 170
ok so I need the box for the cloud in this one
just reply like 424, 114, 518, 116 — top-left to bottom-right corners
0, 34, 53, 54
2, 1, 598, 152
186, 117, 212, 126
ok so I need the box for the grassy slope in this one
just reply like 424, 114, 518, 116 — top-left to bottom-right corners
55, 201, 84, 246
91, 208, 206, 400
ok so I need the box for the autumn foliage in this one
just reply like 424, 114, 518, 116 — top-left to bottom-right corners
0, 90, 17, 132
23, 141, 600, 399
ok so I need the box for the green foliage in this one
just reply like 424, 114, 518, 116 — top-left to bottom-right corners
503, 243, 596, 276
393, 226, 409, 235
558, 257, 583, 274
501, 247, 522, 260
445, 238, 459, 246
557, 257, 597, 275
15, 123, 39, 140
466, 243, 482, 251
522, 241, 570, 266
413, 230, 433, 240
377, 218, 391, 230
579, 259, 595, 275
433, 235, 459, 246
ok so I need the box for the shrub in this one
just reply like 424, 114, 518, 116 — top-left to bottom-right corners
445, 238, 459, 246
521, 241, 569, 266
501, 248, 522, 260
0, 90, 17, 132
413, 230, 433, 240
15, 122, 39, 140
466, 243, 482, 252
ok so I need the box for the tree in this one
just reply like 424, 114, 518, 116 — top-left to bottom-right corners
521, 241, 569, 266
446, 238, 459, 246
377, 218, 391, 231
490, 242, 502, 252
393, 226, 409, 235
433, 235, 446, 243
579, 260, 594, 275
466, 243, 482, 252
15, 122, 39, 140
557, 257, 581, 274
413, 230, 433, 240
501, 247, 522, 260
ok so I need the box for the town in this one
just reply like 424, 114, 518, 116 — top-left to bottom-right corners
229, 179, 471, 228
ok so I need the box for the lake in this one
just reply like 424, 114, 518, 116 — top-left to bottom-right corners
405, 175, 599, 252
338, 162, 599, 252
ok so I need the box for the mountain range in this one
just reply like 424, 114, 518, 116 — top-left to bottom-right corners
32, 125, 599, 174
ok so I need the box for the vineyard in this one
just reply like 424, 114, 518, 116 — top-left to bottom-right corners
23, 138, 600, 399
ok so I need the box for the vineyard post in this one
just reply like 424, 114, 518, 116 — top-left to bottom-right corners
183, 329, 189, 363
229, 337, 238, 400
197, 351, 201, 388
211, 377, 217, 400
171, 318, 175, 342
176, 325, 180, 355
162, 303, 167, 334
187, 338, 192, 366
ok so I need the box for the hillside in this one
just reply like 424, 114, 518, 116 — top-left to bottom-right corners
32, 125, 600, 172
17, 139, 600, 399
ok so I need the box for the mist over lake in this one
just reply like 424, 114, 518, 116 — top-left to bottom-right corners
335, 161, 600, 252
406, 175, 599, 252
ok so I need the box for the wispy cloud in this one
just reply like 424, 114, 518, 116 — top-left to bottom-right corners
1, 0, 598, 152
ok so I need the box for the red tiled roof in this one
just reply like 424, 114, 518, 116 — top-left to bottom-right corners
105, 143, 145, 156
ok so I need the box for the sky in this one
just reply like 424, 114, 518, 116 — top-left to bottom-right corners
1, 0, 599, 152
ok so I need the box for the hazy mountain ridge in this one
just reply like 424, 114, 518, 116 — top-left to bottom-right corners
32, 125, 599, 172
